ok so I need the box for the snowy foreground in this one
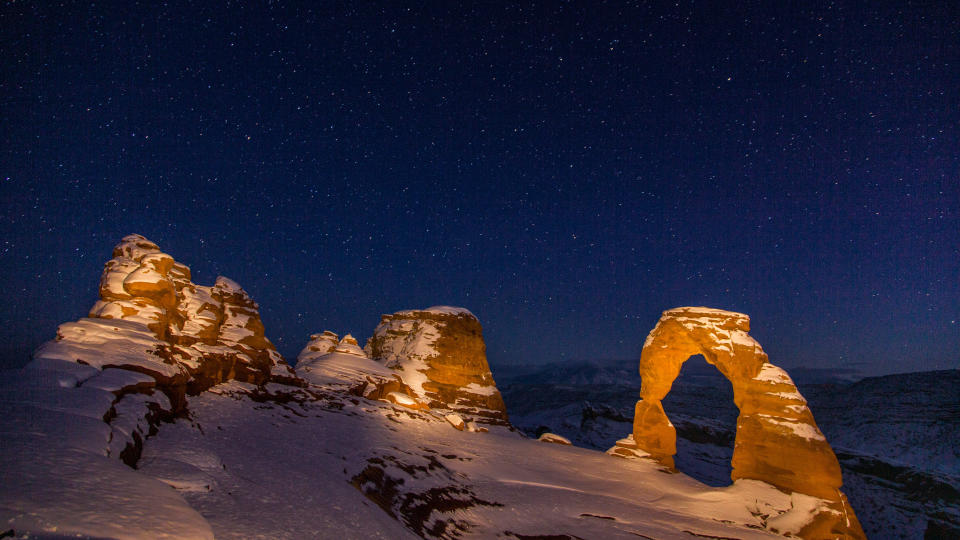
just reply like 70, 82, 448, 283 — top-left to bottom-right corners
0, 357, 827, 539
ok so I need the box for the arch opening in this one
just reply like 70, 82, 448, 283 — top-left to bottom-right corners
660, 354, 737, 486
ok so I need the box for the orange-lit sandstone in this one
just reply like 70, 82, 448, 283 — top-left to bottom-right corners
79, 234, 297, 403
611, 307, 865, 539
365, 307, 509, 424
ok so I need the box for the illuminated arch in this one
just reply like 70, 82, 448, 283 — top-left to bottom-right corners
618, 307, 865, 539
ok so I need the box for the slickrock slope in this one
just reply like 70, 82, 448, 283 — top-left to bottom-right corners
611, 306, 865, 539
364, 306, 509, 423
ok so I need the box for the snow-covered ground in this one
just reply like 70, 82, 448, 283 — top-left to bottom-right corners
499, 359, 960, 539
136, 381, 794, 539
2, 346, 845, 539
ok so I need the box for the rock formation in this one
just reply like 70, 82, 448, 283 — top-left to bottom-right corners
296, 330, 421, 404
538, 432, 572, 445
364, 306, 509, 423
610, 307, 864, 539
35, 234, 298, 413
299, 330, 341, 358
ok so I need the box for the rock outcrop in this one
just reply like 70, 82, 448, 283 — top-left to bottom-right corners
611, 307, 864, 539
538, 432, 572, 445
299, 331, 341, 357
296, 330, 420, 403
34, 234, 298, 414
365, 306, 509, 424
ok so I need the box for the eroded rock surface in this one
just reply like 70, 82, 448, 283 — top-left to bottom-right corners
33, 234, 297, 428
611, 307, 864, 539
364, 306, 509, 424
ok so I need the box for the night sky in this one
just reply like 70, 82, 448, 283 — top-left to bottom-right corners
2, 1, 957, 376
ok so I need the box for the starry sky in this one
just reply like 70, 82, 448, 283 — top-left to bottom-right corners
1, 1, 957, 376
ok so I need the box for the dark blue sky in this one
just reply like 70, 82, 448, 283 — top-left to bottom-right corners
2, 1, 957, 376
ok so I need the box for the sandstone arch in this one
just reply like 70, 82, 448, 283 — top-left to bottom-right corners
614, 307, 864, 539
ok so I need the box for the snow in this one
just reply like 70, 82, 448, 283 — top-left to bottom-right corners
770, 390, 807, 403
108, 391, 169, 457
92, 298, 166, 326
539, 432, 573, 445
663, 306, 750, 320
444, 413, 465, 429
214, 275, 244, 293
730, 329, 760, 349
136, 384, 420, 539
123, 266, 167, 286
765, 491, 833, 536
23, 356, 100, 387
178, 285, 222, 335
218, 325, 255, 342
757, 414, 826, 441
461, 381, 498, 396
100, 258, 140, 296
386, 391, 418, 406
33, 318, 180, 379
757, 363, 795, 385
0, 444, 214, 539
132, 383, 786, 539
333, 334, 367, 356
10, 288, 924, 539
644, 308, 759, 360
1, 356, 212, 539
366, 315, 443, 400
83, 368, 156, 393
296, 351, 396, 392
115, 234, 162, 261
2, 344, 841, 540
422, 305, 475, 317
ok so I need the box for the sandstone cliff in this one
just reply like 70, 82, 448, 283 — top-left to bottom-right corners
364, 306, 509, 423
610, 307, 865, 539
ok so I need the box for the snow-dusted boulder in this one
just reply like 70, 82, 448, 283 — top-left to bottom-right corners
365, 306, 509, 424
444, 413, 466, 430
612, 306, 864, 539
538, 432, 572, 445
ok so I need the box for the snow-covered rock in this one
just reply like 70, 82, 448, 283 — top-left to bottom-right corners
297, 330, 342, 361
365, 306, 509, 424
614, 306, 865, 539
64, 235, 297, 400
11, 234, 301, 484
538, 432, 572, 445
333, 334, 366, 356
385, 391, 423, 409
444, 413, 466, 430
295, 329, 435, 415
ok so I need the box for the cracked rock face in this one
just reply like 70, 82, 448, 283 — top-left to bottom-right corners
612, 306, 864, 540
365, 306, 509, 424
